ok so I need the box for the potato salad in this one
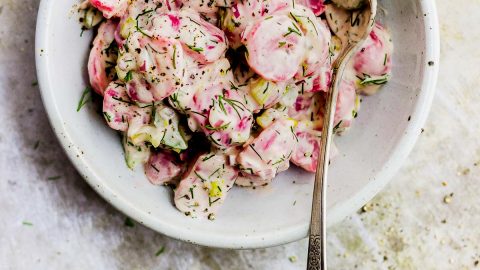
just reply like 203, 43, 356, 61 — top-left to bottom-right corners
80, 0, 393, 219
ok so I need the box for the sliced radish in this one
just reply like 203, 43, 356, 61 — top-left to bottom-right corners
244, 15, 306, 82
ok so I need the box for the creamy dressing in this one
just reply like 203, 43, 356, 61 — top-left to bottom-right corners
174, 152, 237, 219
237, 117, 297, 184
88, 20, 118, 95
84, 0, 393, 219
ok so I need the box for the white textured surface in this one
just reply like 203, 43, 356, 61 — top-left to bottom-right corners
1, 0, 479, 269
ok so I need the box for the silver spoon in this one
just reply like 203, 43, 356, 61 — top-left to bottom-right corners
306, 1, 377, 269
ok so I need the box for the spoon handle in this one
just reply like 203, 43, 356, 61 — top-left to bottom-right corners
306, 64, 341, 270
307, 2, 376, 268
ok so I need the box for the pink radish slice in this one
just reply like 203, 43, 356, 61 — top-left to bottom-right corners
290, 129, 338, 172
353, 23, 393, 76
145, 150, 185, 185
334, 79, 356, 128
174, 153, 238, 218
102, 81, 151, 132
90, 0, 128, 18
290, 130, 320, 172
237, 118, 297, 182
244, 15, 306, 82
296, 0, 326, 16
88, 20, 117, 95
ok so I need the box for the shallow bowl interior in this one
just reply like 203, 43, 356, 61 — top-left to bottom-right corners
35, 0, 439, 248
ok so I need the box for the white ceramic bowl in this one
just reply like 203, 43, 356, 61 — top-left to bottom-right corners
35, 0, 439, 248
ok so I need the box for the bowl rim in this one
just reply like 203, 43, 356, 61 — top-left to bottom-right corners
35, 0, 440, 249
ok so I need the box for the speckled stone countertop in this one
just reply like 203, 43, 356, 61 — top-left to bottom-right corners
1, 0, 479, 269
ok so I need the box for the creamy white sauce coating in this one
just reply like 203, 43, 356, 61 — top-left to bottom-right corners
88, 20, 118, 95
237, 116, 297, 185
174, 152, 238, 218
85, 0, 393, 218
